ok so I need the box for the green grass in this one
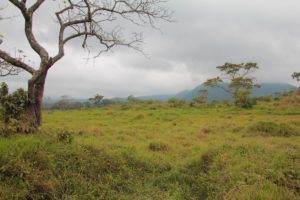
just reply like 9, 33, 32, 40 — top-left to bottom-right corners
0, 104, 300, 199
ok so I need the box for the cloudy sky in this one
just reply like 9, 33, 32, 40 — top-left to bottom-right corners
0, 0, 300, 98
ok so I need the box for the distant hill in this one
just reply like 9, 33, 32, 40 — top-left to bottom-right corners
44, 83, 297, 103
138, 83, 296, 102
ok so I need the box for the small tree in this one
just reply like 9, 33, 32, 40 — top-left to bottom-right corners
204, 62, 260, 108
89, 94, 104, 107
190, 90, 208, 107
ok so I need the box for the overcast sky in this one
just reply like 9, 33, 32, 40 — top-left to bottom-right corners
0, 0, 300, 98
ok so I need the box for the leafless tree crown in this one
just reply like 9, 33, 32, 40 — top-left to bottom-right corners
0, 0, 172, 76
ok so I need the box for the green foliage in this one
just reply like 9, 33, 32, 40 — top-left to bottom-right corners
0, 82, 30, 134
89, 94, 104, 107
190, 95, 207, 107
292, 72, 300, 81
249, 121, 300, 137
0, 83, 28, 121
234, 90, 257, 108
190, 90, 208, 107
168, 98, 185, 108
204, 62, 260, 108
57, 130, 73, 144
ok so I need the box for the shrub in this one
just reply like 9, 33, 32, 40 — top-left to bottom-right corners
190, 95, 207, 107
248, 122, 300, 137
234, 90, 257, 108
168, 98, 185, 108
0, 82, 31, 134
57, 130, 73, 144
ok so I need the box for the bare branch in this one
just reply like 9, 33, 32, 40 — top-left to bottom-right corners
28, 0, 46, 13
0, 59, 22, 76
0, 49, 35, 74
51, 0, 172, 65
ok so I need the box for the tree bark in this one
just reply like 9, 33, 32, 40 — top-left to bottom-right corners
27, 71, 47, 128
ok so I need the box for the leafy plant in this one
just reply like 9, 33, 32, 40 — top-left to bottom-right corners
0, 82, 31, 134
57, 130, 74, 144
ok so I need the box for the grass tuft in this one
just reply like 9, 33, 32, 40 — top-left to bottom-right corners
248, 121, 300, 137
148, 142, 169, 152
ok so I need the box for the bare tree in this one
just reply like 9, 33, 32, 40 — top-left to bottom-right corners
0, 0, 172, 128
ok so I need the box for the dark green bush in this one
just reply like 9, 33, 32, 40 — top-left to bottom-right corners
0, 82, 31, 134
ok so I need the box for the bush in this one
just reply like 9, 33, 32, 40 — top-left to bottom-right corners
168, 98, 185, 108
0, 82, 31, 134
248, 122, 300, 137
234, 90, 256, 108
57, 130, 73, 144
190, 95, 207, 107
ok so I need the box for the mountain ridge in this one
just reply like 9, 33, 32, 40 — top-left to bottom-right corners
138, 83, 297, 102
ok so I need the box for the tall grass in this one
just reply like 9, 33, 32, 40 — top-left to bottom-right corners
0, 103, 299, 199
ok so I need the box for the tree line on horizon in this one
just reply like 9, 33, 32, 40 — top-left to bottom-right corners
0, 65, 299, 134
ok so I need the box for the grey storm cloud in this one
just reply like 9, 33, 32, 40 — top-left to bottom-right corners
0, 0, 299, 98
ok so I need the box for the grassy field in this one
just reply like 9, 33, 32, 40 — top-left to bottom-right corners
0, 102, 300, 199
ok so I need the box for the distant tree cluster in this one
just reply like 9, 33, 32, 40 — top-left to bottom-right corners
44, 94, 123, 110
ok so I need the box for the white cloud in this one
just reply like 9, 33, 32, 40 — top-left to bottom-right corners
1, 0, 300, 98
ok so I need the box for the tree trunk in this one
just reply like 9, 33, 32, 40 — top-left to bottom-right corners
27, 71, 48, 129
